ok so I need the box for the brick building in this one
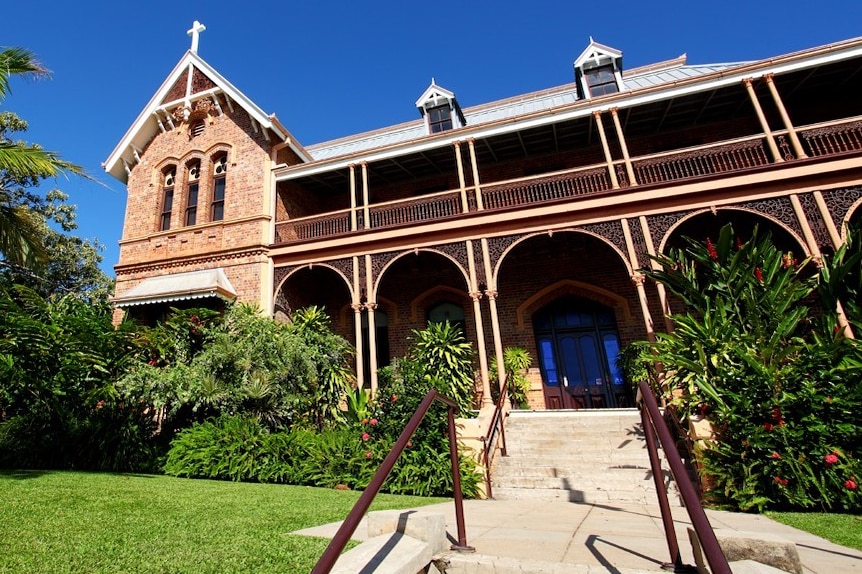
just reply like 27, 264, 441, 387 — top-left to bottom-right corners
106, 23, 862, 410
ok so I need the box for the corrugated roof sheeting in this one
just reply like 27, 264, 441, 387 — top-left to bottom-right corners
306, 61, 745, 162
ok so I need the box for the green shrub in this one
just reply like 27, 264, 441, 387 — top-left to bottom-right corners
643, 224, 861, 512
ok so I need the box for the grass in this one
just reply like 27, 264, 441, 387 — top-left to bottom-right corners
765, 511, 862, 551
0, 470, 447, 573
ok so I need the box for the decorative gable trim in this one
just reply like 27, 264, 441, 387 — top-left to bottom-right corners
104, 52, 311, 183
415, 80, 466, 134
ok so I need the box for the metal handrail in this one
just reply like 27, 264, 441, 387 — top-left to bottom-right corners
637, 379, 730, 574
479, 375, 509, 499
311, 389, 473, 574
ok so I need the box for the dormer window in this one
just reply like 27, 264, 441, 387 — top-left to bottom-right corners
585, 64, 619, 97
415, 80, 465, 135
574, 39, 624, 100
427, 105, 453, 133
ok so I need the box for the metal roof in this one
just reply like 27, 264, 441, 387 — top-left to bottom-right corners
112, 268, 237, 307
305, 58, 745, 162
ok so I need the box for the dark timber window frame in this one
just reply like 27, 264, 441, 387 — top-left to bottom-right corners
185, 161, 200, 226
585, 64, 619, 97
211, 154, 227, 222
160, 168, 176, 231
427, 105, 453, 133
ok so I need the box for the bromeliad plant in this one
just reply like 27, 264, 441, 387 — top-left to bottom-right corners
642, 224, 861, 512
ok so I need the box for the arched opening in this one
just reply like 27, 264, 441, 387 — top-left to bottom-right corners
427, 301, 467, 336
533, 296, 627, 409
275, 265, 353, 343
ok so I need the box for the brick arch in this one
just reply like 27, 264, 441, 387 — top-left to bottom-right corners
515, 279, 635, 332
274, 263, 355, 303
373, 248, 470, 302
409, 285, 471, 323
658, 207, 810, 257
493, 229, 632, 287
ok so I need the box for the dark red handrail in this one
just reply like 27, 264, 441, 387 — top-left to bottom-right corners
480, 375, 509, 498
638, 379, 731, 574
312, 389, 473, 574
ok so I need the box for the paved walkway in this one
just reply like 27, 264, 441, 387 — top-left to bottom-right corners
295, 498, 862, 572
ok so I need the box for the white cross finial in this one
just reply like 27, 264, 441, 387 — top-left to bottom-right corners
187, 20, 206, 53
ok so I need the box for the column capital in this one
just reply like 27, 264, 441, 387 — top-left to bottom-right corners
484, 289, 498, 300
763, 73, 775, 84
351, 303, 364, 312
609, 107, 620, 117
364, 301, 378, 311
469, 290, 483, 302
742, 77, 754, 87
453, 140, 462, 149
592, 109, 604, 119
631, 272, 646, 286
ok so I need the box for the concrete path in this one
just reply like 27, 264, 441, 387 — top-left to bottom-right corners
294, 498, 862, 572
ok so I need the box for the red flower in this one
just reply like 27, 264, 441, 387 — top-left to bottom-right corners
771, 451, 781, 460
755, 267, 764, 282
370, 418, 378, 426
774, 476, 789, 486
763, 422, 774, 431
781, 253, 797, 269
361, 432, 370, 441
406, 441, 412, 448
95, 400, 105, 410
825, 453, 839, 465
365, 451, 372, 459
391, 394, 398, 402
772, 407, 782, 422
361, 419, 368, 426
706, 238, 718, 261
845, 479, 857, 490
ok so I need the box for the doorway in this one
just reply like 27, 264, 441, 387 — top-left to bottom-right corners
533, 297, 627, 409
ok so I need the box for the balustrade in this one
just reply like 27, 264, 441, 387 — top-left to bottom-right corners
274, 117, 862, 244
633, 139, 769, 184
801, 119, 862, 156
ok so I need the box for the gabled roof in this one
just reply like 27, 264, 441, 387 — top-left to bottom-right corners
573, 39, 623, 69
103, 50, 311, 183
112, 268, 236, 307
415, 80, 456, 109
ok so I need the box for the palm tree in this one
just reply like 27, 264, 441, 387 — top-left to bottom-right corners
0, 46, 85, 268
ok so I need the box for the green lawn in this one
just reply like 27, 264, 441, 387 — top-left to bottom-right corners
0, 470, 446, 573
765, 511, 862, 551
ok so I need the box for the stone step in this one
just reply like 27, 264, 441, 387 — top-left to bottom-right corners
432, 552, 656, 574
489, 485, 667, 505
492, 473, 658, 491
492, 464, 653, 479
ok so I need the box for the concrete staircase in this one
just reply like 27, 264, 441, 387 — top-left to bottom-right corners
490, 409, 681, 505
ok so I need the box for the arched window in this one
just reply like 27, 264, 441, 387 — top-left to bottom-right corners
185, 160, 200, 226
160, 167, 176, 231
211, 153, 227, 221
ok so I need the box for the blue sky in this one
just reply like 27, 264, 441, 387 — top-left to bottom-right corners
4, 1, 862, 277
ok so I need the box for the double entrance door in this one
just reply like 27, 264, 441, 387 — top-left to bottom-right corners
534, 297, 628, 409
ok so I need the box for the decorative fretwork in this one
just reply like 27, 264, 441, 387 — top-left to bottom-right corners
370, 251, 401, 282
627, 220, 650, 270
798, 193, 833, 250
486, 234, 522, 273
327, 257, 355, 284
645, 211, 690, 252
616, 164, 629, 188
273, 289, 291, 317
434, 242, 469, 277
776, 135, 794, 161
272, 265, 296, 294
580, 220, 627, 259
820, 186, 862, 231
738, 196, 802, 238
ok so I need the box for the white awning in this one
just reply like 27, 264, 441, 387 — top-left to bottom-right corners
112, 268, 237, 308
